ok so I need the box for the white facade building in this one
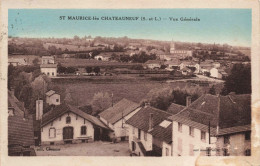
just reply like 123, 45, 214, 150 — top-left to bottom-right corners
99, 98, 140, 141
40, 64, 57, 77
40, 103, 110, 145
46, 90, 61, 105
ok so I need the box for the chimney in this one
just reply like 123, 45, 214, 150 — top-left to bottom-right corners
148, 113, 154, 131
186, 96, 191, 107
36, 100, 43, 120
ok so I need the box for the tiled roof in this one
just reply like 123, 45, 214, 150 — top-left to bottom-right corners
218, 124, 251, 136
46, 90, 56, 96
218, 94, 251, 129
8, 91, 25, 117
8, 58, 27, 65
167, 103, 185, 115
40, 64, 57, 68
41, 103, 110, 130
126, 106, 172, 132
168, 94, 251, 135
149, 122, 172, 143
8, 115, 34, 146
99, 98, 140, 124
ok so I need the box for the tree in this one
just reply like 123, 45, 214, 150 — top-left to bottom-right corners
160, 64, 167, 69
91, 92, 112, 116
172, 89, 199, 106
221, 64, 251, 95
209, 85, 216, 95
32, 58, 39, 66
144, 87, 173, 111
85, 67, 93, 73
93, 67, 100, 73
8, 64, 15, 90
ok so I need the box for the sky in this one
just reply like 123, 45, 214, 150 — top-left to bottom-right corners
8, 9, 251, 47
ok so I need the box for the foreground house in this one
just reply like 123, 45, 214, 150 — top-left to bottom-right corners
126, 105, 172, 156
168, 94, 251, 156
8, 91, 35, 156
40, 103, 111, 145
99, 98, 140, 141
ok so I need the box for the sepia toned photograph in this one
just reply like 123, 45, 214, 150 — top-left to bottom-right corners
6, 8, 254, 158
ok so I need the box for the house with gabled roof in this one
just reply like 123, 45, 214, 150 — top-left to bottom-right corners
99, 98, 141, 141
40, 103, 111, 145
126, 105, 172, 156
167, 93, 251, 156
46, 90, 60, 105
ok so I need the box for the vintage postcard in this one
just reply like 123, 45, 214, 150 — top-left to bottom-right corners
0, 0, 259, 166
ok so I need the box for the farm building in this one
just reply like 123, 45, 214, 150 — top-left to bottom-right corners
40, 103, 111, 145
99, 98, 141, 141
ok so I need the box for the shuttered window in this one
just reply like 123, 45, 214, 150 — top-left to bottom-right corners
66, 116, 71, 124
49, 128, 56, 138
81, 126, 87, 135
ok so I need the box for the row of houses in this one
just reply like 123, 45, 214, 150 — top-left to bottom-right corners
8, 86, 251, 157
125, 94, 251, 156
144, 59, 228, 79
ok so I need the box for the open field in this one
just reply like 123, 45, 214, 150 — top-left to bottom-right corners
56, 58, 142, 68
53, 77, 223, 107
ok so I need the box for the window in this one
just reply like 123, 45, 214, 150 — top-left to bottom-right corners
189, 126, 194, 137
178, 122, 182, 132
81, 126, 86, 135
49, 128, 56, 138
224, 135, 230, 144
47, 72, 50, 75
138, 129, 141, 139
245, 132, 251, 141
245, 149, 251, 156
223, 148, 229, 156
144, 132, 147, 141
66, 116, 71, 124
52, 72, 54, 76
56, 99, 59, 102
166, 148, 169, 156
132, 141, 136, 151
206, 147, 211, 156
201, 131, 206, 141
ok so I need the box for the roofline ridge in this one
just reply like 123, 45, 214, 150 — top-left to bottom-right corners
146, 106, 172, 116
